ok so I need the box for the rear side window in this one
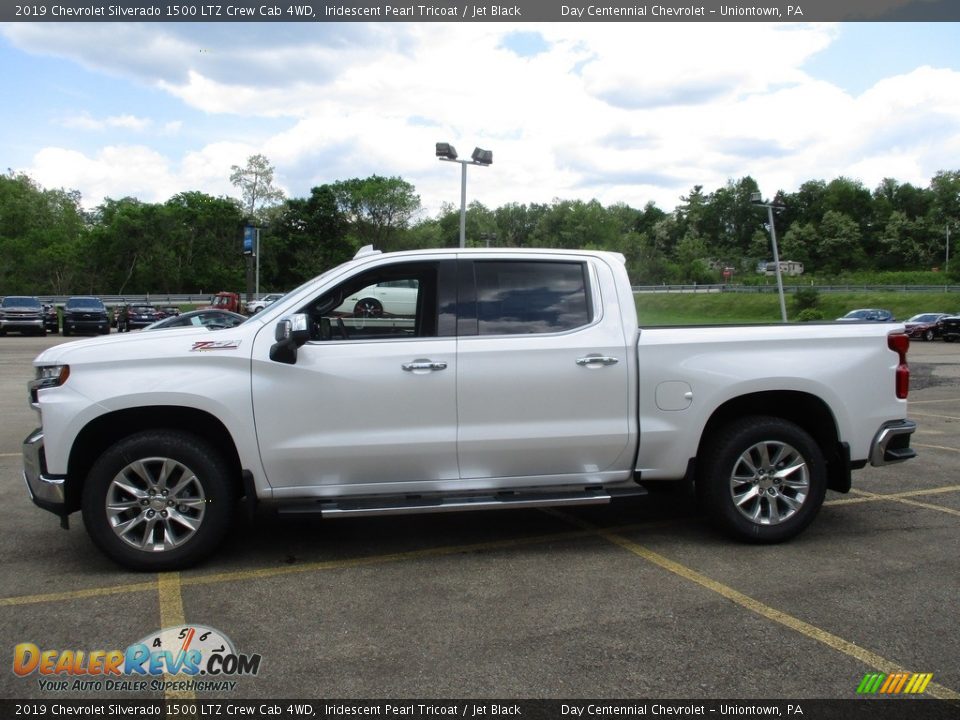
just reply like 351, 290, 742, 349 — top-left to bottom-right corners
474, 261, 591, 335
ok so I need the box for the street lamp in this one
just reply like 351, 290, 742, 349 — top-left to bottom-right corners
751, 192, 788, 323
436, 142, 493, 248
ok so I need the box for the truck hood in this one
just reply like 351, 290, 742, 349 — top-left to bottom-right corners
33, 323, 263, 367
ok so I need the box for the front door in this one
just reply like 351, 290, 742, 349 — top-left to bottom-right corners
251, 260, 459, 496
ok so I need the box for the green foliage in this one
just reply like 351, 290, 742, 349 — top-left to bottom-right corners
637, 291, 960, 326
3, 165, 960, 296
794, 308, 825, 322
792, 287, 820, 312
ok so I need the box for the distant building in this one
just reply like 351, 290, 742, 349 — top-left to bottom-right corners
759, 260, 804, 276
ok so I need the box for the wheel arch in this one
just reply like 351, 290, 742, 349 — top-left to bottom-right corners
64, 406, 244, 514
695, 390, 851, 493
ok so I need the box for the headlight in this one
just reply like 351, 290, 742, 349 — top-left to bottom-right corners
29, 365, 70, 403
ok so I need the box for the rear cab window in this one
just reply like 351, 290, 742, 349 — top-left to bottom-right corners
460, 260, 593, 336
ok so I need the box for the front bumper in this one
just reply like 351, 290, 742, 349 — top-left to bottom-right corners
1, 319, 44, 331
869, 419, 917, 466
64, 318, 110, 333
22, 428, 68, 521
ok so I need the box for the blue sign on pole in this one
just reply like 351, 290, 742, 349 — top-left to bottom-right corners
243, 226, 255, 256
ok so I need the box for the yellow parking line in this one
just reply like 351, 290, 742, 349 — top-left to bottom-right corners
0, 452, 21, 457
849, 488, 960, 518
157, 572, 196, 702
909, 398, 960, 405
550, 511, 959, 700
909, 411, 960, 421
0, 581, 158, 607
915, 442, 960, 453
0, 527, 603, 606
605, 532, 959, 699
827, 484, 960, 506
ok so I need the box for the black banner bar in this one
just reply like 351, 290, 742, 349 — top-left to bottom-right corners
2, 699, 959, 720
4, 0, 960, 23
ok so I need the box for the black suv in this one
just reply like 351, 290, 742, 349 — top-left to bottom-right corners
62, 296, 110, 336
116, 303, 159, 332
940, 314, 960, 342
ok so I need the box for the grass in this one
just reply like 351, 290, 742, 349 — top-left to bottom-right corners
635, 291, 960, 325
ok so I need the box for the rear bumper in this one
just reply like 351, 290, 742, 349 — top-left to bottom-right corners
869, 420, 917, 466
22, 428, 67, 517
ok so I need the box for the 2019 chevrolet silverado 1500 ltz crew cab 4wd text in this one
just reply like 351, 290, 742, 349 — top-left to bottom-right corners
23, 247, 917, 570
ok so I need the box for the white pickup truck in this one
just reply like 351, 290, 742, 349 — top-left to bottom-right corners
23, 247, 917, 570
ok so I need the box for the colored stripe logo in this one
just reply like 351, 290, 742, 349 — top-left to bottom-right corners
857, 672, 933, 694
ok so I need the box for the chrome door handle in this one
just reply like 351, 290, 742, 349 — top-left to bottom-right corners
402, 360, 448, 372
576, 355, 619, 367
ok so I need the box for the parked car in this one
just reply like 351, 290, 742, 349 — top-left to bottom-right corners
335, 280, 420, 317
156, 305, 182, 320
904, 313, 950, 342
0, 296, 45, 336
42, 304, 60, 334
143, 309, 247, 331
62, 296, 110, 336
836, 308, 895, 322
246, 293, 285, 315
940, 314, 960, 343
116, 303, 159, 332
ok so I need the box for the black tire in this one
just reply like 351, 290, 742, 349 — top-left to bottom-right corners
81, 430, 235, 571
353, 298, 383, 317
924, 329, 935, 342
697, 416, 826, 543
62, 326, 70, 337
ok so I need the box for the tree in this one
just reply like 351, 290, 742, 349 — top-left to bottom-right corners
329, 176, 421, 251
817, 211, 865, 275
269, 185, 353, 286
229, 154, 285, 221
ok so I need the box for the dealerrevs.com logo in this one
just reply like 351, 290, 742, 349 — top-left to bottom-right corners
857, 672, 934, 695
13, 625, 262, 693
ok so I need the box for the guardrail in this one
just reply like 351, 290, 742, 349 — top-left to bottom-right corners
633, 284, 960, 294
25, 294, 244, 307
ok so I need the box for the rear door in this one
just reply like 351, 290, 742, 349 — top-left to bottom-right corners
455, 257, 632, 483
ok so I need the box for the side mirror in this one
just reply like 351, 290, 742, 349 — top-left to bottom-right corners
270, 314, 311, 364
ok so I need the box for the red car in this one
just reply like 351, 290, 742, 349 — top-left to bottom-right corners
904, 313, 950, 342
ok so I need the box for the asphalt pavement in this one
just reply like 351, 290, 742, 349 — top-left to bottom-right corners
1, 332, 957, 704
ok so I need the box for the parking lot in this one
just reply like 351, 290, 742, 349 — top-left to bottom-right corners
1, 333, 958, 703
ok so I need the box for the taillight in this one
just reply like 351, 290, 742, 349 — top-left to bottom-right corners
888, 332, 909, 399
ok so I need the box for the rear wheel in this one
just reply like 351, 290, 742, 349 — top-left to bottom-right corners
81, 431, 235, 570
698, 416, 826, 543
924, 329, 935, 342
354, 298, 383, 317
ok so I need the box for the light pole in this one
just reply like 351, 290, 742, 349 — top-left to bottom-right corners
436, 142, 493, 248
946, 223, 951, 274
751, 192, 788, 323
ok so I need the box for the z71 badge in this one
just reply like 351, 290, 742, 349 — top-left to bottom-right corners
191, 340, 242, 352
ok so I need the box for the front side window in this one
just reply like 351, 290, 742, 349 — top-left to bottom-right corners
302, 262, 443, 341
473, 261, 592, 336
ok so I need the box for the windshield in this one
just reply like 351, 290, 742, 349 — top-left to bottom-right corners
66, 298, 105, 310
907, 314, 941, 323
129, 305, 154, 313
2, 296, 41, 309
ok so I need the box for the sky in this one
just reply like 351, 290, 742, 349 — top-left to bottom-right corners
1, 20, 959, 220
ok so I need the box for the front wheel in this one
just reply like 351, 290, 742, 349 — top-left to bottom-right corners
698, 416, 826, 543
81, 431, 235, 570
